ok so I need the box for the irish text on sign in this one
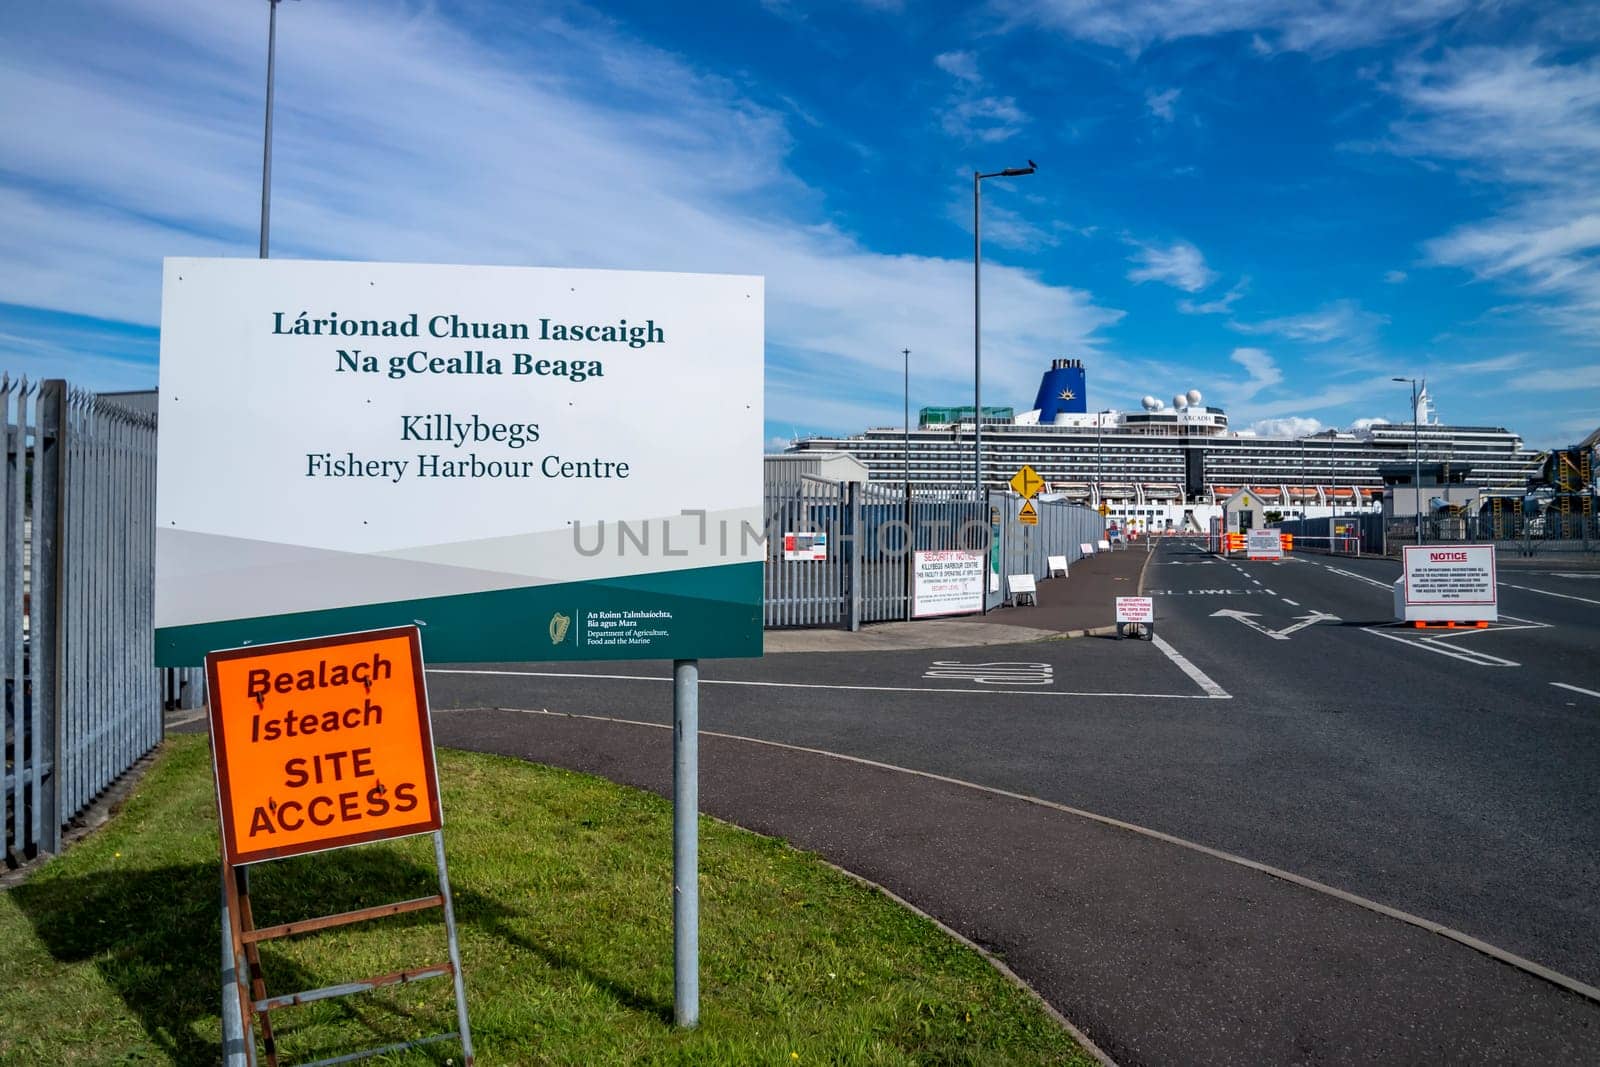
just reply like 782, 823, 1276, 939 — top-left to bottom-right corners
205, 626, 442, 865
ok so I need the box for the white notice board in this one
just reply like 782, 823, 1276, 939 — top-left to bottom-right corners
913, 550, 985, 618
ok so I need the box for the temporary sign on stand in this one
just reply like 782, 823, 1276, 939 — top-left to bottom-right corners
206, 626, 471, 1065
1394, 544, 1498, 624
1115, 596, 1155, 640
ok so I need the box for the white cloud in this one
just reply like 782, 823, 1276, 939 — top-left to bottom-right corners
995, 0, 1472, 55
1179, 276, 1248, 314
1231, 299, 1387, 343
1126, 239, 1216, 293
1249, 416, 1323, 437
1229, 346, 1282, 400
934, 50, 982, 84
1384, 269, 1408, 283
1350, 416, 1391, 431
0, 1, 1117, 427
1145, 87, 1181, 122
1386, 47, 1600, 334
941, 94, 1029, 143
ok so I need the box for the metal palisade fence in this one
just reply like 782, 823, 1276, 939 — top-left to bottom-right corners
4, 379, 181, 865
764, 478, 1104, 628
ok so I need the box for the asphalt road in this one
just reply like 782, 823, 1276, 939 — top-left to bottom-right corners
427, 543, 1600, 997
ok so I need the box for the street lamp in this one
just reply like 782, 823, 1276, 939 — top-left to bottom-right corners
1095, 408, 1113, 509
973, 160, 1036, 500
260, 0, 299, 259
1393, 376, 1423, 545
903, 348, 911, 496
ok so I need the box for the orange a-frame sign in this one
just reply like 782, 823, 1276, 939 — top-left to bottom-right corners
205, 626, 442, 865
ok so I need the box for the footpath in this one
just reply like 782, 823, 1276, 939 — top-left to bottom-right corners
765, 545, 1149, 653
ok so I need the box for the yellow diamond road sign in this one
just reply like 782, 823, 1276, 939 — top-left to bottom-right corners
1009, 465, 1045, 500
1018, 499, 1039, 525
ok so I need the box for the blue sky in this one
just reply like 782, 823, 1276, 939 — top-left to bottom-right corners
3, 1, 1598, 448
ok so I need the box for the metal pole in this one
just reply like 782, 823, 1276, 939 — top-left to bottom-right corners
672, 659, 700, 1028
903, 348, 910, 496
260, 0, 280, 259
221, 869, 252, 1067
1413, 379, 1422, 545
973, 171, 982, 502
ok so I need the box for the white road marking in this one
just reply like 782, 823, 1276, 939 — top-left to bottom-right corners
1264, 588, 1276, 595
1551, 682, 1600, 701
444, 705, 1600, 1010
1211, 608, 1339, 640
1324, 565, 1392, 591
1150, 633, 1231, 698
1361, 628, 1519, 667
427, 667, 1223, 700
924, 661, 1053, 686
1501, 582, 1600, 606
1282, 598, 1300, 607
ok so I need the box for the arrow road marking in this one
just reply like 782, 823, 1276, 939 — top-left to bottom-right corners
1211, 608, 1340, 640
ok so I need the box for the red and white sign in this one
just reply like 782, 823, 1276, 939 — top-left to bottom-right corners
1246, 528, 1283, 561
912, 550, 985, 618
1395, 544, 1498, 622
1115, 597, 1154, 624
782, 531, 828, 561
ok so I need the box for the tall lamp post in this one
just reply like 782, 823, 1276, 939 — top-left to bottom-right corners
1393, 376, 1423, 545
973, 161, 1036, 499
260, 0, 298, 258
1095, 408, 1113, 509
903, 348, 911, 495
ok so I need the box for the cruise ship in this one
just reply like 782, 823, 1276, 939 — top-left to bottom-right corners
786, 359, 1542, 530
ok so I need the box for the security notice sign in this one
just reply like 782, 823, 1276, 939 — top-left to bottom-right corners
1397, 544, 1498, 622
1246, 528, 1283, 561
156, 258, 764, 665
205, 626, 441, 865
912, 550, 985, 618
1115, 597, 1153, 623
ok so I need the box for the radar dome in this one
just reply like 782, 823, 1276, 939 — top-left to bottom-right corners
1187, 388, 1203, 405
1173, 395, 1189, 411
1141, 395, 1158, 410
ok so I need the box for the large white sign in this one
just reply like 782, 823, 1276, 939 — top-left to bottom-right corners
155, 258, 764, 665
1246, 528, 1283, 560
912, 550, 985, 618
1395, 544, 1498, 622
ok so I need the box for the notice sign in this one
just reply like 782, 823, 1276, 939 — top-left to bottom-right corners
783, 531, 828, 561
913, 550, 985, 618
1398, 544, 1498, 622
156, 258, 764, 666
205, 626, 442, 865
1115, 597, 1153, 624
1246, 529, 1283, 561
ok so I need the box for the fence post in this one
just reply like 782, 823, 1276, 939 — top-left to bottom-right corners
846, 481, 862, 632
34, 381, 68, 854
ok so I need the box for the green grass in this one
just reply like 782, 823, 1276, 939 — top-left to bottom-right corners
0, 736, 1094, 1066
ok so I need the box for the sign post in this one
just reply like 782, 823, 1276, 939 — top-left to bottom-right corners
157, 259, 765, 1050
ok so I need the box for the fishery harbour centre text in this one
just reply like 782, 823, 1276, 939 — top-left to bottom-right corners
305, 412, 631, 483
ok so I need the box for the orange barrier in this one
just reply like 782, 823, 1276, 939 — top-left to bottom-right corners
1280, 533, 1294, 552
